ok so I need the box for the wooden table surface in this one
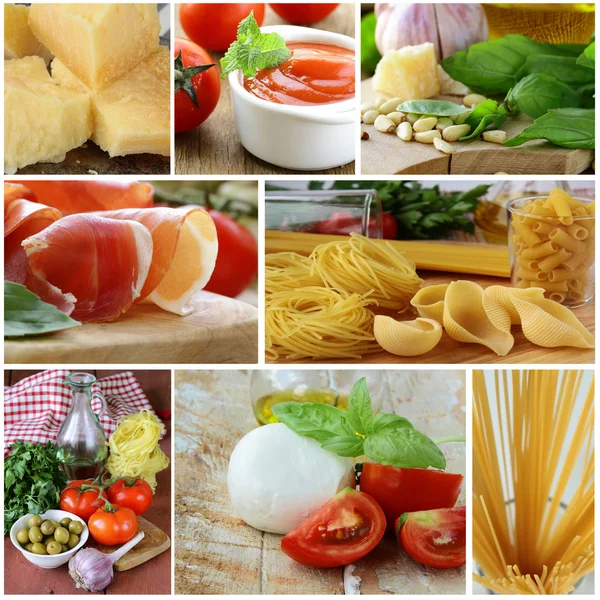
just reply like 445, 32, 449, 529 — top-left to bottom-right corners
174, 4, 356, 175
267, 271, 595, 365
174, 369, 466, 595
4, 370, 172, 595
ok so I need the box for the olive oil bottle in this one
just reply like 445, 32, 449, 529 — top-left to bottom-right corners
254, 388, 338, 425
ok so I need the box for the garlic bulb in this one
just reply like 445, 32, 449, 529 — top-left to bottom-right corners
375, 3, 489, 60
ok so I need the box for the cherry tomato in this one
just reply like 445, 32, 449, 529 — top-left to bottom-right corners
59, 480, 106, 523
88, 505, 138, 546
360, 464, 463, 530
203, 210, 258, 298
107, 479, 153, 516
281, 487, 386, 568
174, 37, 220, 134
179, 4, 266, 52
396, 507, 466, 568
270, 4, 339, 25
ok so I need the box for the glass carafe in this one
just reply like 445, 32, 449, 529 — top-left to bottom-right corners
56, 372, 108, 481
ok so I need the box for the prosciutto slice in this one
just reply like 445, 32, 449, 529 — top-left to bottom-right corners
22, 215, 153, 322
97, 207, 218, 315
9, 181, 154, 213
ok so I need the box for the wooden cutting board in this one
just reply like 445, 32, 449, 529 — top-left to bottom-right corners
95, 517, 170, 572
5, 292, 258, 364
361, 79, 594, 175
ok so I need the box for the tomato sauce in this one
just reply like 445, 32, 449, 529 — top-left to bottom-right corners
243, 42, 355, 106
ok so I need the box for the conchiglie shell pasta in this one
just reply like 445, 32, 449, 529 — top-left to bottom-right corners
443, 281, 514, 356
483, 285, 545, 325
511, 296, 594, 348
409, 284, 448, 324
374, 316, 442, 356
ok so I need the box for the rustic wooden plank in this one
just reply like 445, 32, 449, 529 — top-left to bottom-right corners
175, 5, 356, 175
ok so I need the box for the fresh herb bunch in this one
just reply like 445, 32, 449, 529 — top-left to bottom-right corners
4, 440, 68, 535
272, 378, 464, 469
308, 181, 490, 240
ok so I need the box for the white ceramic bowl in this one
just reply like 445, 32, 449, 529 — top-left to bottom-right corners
10, 509, 89, 569
228, 25, 356, 171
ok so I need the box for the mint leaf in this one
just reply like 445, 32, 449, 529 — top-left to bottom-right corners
321, 435, 365, 457
220, 11, 291, 79
346, 378, 374, 436
5, 281, 80, 337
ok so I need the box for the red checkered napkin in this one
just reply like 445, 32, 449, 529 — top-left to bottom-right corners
4, 370, 165, 456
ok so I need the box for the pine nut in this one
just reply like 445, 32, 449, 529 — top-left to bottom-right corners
436, 117, 454, 132
375, 97, 388, 109
454, 111, 471, 125
413, 116, 438, 132
378, 98, 402, 115
463, 93, 487, 107
374, 114, 396, 133
443, 124, 471, 142
483, 130, 507, 144
361, 127, 369, 140
414, 130, 441, 144
387, 111, 406, 125
397, 121, 413, 141
362, 110, 379, 124
433, 137, 454, 154
406, 113, 420, 124
360, 101, 376, 114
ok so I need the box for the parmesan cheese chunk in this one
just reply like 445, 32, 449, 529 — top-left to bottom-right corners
52, 46, 170, 157
4, 56, 92, 174
29, 3, 160, 91
373, 43, 440, 101
4, 4, 52, 63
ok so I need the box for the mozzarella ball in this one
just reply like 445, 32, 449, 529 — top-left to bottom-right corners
227, 423, 355, 534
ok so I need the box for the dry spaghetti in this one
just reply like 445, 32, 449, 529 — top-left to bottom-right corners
265, 252, 322, 294
473, 370, 594, 594
106, 410, 170, 492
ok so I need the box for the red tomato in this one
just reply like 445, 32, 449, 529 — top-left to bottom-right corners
107, 479, 153, 516
396, 507, 466, 569
174, 37, 220, 134
203, 210, 258, 298
179, 4, 266, 52
59, 480, 106, 523
88, 505, 138, 546
281, 488, 386, 568
360, 464, 463, 530
270, 4, 338, 24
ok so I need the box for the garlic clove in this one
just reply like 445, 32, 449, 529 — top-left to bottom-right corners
374, 315, 442, 356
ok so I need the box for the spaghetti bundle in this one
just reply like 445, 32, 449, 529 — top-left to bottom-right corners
106, 410, 170, 492
473, 370, 594, 594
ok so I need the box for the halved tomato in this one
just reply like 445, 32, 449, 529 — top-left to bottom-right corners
396, 507, 466, 569
281, 487, 386, 568
360, 463, 463, 530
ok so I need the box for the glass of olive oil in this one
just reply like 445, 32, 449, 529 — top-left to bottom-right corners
250, 370, 338, 425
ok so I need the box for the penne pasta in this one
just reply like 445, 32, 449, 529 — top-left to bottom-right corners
537, 248, 571, 273
548, 228, 587, 254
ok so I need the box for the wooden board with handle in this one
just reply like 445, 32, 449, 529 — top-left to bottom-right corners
95, 517, 170, 572
361, 79, 594, 175
5, 292, 258, 364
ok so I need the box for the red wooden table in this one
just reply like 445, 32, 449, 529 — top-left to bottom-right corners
4, 370, 172, 595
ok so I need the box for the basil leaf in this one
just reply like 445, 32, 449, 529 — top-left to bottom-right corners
346, 378, 374, 436
577, 41, 595, 69
516, 55, 595, 87
503, 108, 595, 149
364, 428, 446, 470
459, 100, 506, 140
271, 401, 353, 443
371, 412, 413, 434
321, 435, 365, 458
396, 100, 468, 117
5, 281, 81, 337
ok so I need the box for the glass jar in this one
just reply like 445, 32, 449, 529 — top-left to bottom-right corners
507, 196, 595, 307
330, 371, 387, 412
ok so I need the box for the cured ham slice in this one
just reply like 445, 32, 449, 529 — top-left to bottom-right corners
22, 215, 153, 322
9, 181, 154, 213
5, 183, 62, 284
98, 207, 218, 315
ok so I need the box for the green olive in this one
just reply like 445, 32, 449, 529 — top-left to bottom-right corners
68, 520, 83, 535
54, 526, 69, 544
28, 526, 43, 543
59, 517, 72, 528
31, 542, 47, 555
16, 529, 30, 545
47, 540, 62, 555
51, 520, 60, 528
40, 520, 55, 535
27, 515, 42, 528
43, 535, 54, 545
24, 542, 34, 552
61, 544, 68, 552
67, 533, 80, 549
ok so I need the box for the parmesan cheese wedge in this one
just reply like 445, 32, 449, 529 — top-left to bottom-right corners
4, 4, 52, 63
52, 47, 170, 157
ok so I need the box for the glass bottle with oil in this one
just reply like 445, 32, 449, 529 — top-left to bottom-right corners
251, 370, 338, 425
56, 372, 108, 480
